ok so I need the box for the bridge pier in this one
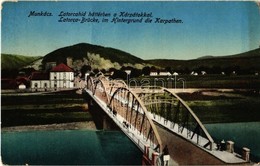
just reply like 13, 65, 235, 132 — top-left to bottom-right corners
102, 114, 119, 130
142, 145, 161, 166
84, 93, 119, 130
142, 145, 151, 165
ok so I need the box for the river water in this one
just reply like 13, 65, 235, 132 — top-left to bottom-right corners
2, 122, 259, 164
1, 129, 142, 165
205, 122, 260, 162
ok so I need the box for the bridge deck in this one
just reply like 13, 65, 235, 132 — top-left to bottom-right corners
155, 121, 248, 165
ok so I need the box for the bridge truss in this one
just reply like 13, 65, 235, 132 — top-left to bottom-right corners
133, 86, 214, 150
86, 75, 163, 153
85, 75, 215, 164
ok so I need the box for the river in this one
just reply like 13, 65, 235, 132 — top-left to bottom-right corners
2, 122, 260, 164
1, 129, 142, 165
205, 122, 260, 162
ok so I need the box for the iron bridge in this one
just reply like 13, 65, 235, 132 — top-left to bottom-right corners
84, 74, 250, 165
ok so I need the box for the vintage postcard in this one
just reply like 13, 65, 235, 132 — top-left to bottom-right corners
1, 1, 260, 165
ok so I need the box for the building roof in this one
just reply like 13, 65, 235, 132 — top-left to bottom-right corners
51, 63, 73, 72
30, 72, 49, 80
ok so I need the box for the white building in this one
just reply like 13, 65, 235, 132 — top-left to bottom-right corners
31, 63, 74, 91
50, 63, 74, 90
159, 72, 171, 76
150, 72, 158, 76
30, 72, 50, 91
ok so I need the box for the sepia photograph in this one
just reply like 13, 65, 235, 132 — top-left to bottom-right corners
1, 1, 260, 165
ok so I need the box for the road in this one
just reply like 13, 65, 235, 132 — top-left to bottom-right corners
155, 123, 224, 165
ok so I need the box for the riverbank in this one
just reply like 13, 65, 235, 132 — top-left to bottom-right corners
176, 89, 260, 124
1, 90, 92, 127
1, 88, 259, 129
1, 121, 97, 132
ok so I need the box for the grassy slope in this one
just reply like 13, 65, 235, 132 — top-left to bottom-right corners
1, 54, 41, 69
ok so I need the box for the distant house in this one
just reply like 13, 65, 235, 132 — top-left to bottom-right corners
201, 71, 207, 75
31, 63, 74, 91
150, 72, 158, 76
30, 72, 50, 91
190, 71, 198, 76
18, 84, 26, 90
1, 78, 16, 89
159, 72, 171, 76
172, 72, 179, 76
16, 76, 30, 88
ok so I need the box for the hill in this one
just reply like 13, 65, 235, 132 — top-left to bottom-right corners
146, 48, 260, 74
196, 48, 260, 60
2, 44, 259, 75
1, 54, 41, 70
42, 43, 146, 70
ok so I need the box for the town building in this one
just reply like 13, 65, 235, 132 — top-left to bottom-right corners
159, 72, 171, 76
31, 63, 74, 91
150, 72, 158, 76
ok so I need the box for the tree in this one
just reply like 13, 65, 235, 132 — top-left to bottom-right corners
1, 69, 19, 79
100, 69, 106, 74
110, 69, 127, 80
19, 67, 36, 77
165, 67, 172, 74
142, 66, 151, 76
211, 66, 222, 74
81, 65, 91, 77
93, 68, 100, 74
150, 66, 157, 72
130, 68, 142, 78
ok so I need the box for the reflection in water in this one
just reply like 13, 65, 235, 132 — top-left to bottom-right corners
205, 122, 260, 162
1, 129, 142, 165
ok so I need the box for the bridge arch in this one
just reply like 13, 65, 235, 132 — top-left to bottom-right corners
108, 86, 163, 152
86, 75, 163, 151
86, 76, 95, 93
92, 76, 110, 104
135, 86, 214, 150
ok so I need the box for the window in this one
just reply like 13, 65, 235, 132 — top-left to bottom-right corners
54, 73, 57, 80
44, 83, 48, 91
34, 83, 38, 92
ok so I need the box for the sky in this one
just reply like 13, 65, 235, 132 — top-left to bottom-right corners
1, 1, 260, 60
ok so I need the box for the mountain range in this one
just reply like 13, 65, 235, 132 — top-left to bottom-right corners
147, 48, 260, 72
1, 43, 260, 72
1, 54, 41, 70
